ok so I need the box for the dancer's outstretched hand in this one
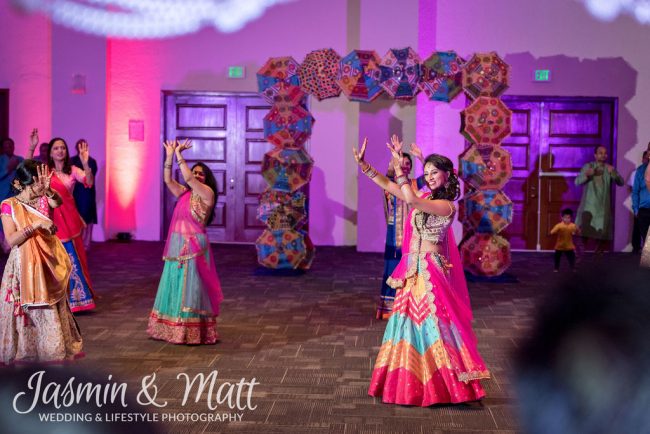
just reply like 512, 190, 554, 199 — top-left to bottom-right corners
409, 142, 423, 163
353, 137, 368, 166
78, 140, 90, 165
175, 139, 192, 153
163, 140, 176, 158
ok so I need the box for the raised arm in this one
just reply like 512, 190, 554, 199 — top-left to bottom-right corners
77, 140, 94, 187
35, 164, 62, 208
174, 139, 214, 204
27, 128, 38, 159
352, 137, 405, 200
163, 140, 186, 198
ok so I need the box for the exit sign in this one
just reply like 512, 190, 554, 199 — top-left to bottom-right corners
534, 69, 551, 81
228, 66, 245, 79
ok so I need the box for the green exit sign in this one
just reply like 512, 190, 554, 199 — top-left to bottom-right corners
228, 66, 245, 79
534, 69, 551, 81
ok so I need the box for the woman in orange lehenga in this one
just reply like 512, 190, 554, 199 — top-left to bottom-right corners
354, 135, 489, 406
0, 160, 82, 364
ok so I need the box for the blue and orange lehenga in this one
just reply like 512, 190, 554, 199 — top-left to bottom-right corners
147, 189, 223, 345
369, 193, 489, 406
50, 172, 95, 312
377, 178, 423, 320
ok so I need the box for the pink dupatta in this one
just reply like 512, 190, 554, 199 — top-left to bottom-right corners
163, 191, 223, 316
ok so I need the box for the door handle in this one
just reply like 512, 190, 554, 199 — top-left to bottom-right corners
229, 178, 235, 190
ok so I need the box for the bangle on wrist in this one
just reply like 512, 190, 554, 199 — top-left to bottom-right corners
45, 190, 54, 198
364, 166, 378, 179
396, 175, 409, 187
177, 158, 186, 165
164, 163, 172, 169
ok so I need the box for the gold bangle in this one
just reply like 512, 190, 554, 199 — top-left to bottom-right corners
396, 176, 409, 187
45, 190, 54, 198
164, 163, 172, 169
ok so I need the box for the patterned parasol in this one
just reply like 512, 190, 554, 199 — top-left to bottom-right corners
257, 56, 301, 104
297, 230, 315, 270
459, 144, 513, 190
419, 51, 465, 102
255, 229, 307, 269
458, 190, 513, 234
337, 49, 384, 102
257, 189, 306, 230
462, 52, 509, 99
460, 97, 512, 146
263, 105, 315, 149
298, 48, 342, 101
268, 82, 307, 110
461, 233, 511, 277
376, 47, 422, 100
261, 148, 314, 193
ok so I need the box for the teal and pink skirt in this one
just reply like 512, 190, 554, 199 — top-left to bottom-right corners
369, 252, 489, 406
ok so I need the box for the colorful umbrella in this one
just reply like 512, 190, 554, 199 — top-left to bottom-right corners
298, 48, 342, 101
337, 49, 384, 102
257, 189, 306, 230
263, 105, 315, 149
461, 233, 511, 277
376, 47, 422, 100
459, 144, 513, 190
257, 56, 301, 104
261, 148, 314, 193
460, 97, 512, 145
462, 52, 509, 99
255, 229, 306, 269
458, 189, 513, 234
297, 230, 315, 270
419, 51, 465, 102
267, 82, 307, 110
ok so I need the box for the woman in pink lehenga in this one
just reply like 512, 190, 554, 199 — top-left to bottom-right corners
147, 139, 223, 345
354, 135, 489, 406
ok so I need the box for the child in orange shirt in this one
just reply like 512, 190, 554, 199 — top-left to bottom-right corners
550, 208, 579, 272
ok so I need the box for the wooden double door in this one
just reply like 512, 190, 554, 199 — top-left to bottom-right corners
498, 96, 617, 250
162, 92, 273, 243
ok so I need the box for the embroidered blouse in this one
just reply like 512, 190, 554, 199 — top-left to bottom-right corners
412, 201, 455, 245
54, 166, 87, 193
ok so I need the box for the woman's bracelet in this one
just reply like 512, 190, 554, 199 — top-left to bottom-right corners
22, 225, 35, 239
45, 189, 55, 198
361, 163, 378, 179
164, 163, 172, 169
177, 158, 186, 165
396, 175, 409, 187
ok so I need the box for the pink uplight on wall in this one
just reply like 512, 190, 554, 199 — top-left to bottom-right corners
128, 120, 144, 141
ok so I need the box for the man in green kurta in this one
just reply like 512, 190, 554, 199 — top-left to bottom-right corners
575, 146, 624, 252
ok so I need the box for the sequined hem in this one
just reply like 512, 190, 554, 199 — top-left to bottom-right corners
147, 312, 219, 345
457, 370, 491, 383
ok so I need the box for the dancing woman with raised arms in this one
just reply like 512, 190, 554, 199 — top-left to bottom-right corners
354, 136, 489, 406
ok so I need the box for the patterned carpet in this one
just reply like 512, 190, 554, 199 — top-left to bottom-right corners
0, 241, 639, 434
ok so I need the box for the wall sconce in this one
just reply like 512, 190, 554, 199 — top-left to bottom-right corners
72, 74, 86, 95
128, 120, 144, 141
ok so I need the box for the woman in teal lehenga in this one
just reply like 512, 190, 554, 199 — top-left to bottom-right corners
147, 139, 223, 345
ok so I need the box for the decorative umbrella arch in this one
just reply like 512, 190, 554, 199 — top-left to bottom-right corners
419, 50, 465, 102
256, 229, 307, 269
460, 97, 512, 146
459, 144, 513, 190
299, 48, 342, 101
461, 233, 511, 277
462, 52, 509, 100
257, 189, 307, 230
263, 105, 315, 149
458, 189, 513, 234
257, 56, 301, 104
376, 47, 422, 100
261, 148, 314, 193
337, 49, 384, 102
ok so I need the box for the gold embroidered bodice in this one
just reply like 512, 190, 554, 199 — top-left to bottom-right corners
190, 192, 209, 225
412, 203, 455, 245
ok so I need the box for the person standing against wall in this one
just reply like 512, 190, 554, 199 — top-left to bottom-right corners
575, 146, 624, 254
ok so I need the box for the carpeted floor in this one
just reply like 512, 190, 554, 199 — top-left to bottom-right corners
1, 241, 639, 433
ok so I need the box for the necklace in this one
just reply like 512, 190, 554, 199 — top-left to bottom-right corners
16, 194, 41, 208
